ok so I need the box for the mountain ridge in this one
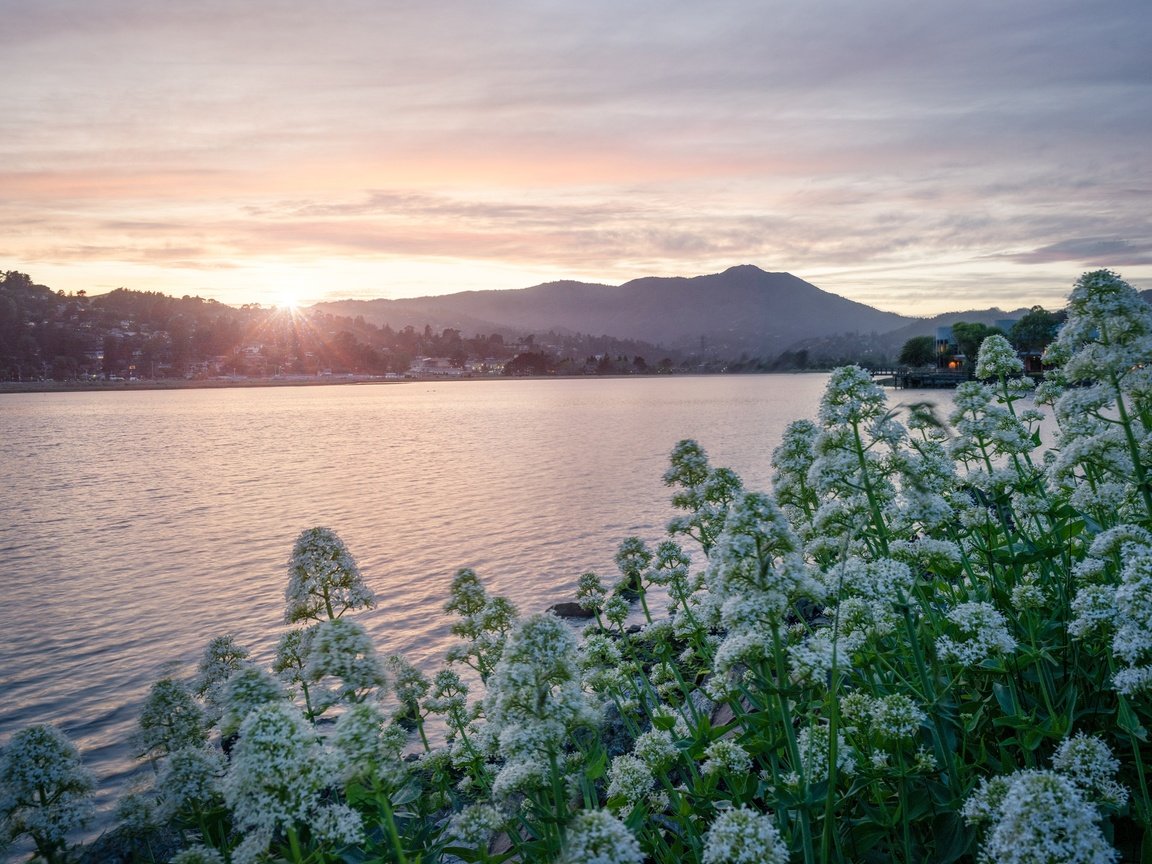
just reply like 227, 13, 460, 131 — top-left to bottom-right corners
315, 265, 918, 356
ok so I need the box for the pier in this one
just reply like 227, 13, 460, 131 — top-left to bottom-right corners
868, 367, 969, 389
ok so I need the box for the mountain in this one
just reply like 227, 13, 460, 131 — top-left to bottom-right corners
314, 265, 916, 357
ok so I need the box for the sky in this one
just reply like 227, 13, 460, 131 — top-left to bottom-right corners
2, 0, 1150, 316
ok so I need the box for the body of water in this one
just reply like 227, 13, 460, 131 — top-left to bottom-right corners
0, 374, 956, 833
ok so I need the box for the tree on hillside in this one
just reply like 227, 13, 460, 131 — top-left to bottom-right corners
1009, 306, 1064, 353
951, 322, 1005, 362
898, 335, 936, 367
503, 351, 554, 376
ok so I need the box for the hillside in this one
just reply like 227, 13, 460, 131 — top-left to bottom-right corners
315, 266, 916, 356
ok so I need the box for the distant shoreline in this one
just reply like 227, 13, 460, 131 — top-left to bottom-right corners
0, 376, 399, 395
0, 370, 821, 395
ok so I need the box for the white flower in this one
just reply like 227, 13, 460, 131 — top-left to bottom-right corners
193, 634, 250, 721
447, 802, 505, 849
701, 739, 752, 777
818, 366, 888, 427
485, 613, 599, 788
1047, 270, 1152, 388
707, 491, 821, 626
560, 809, 643, 864
976, 334, 1025, 380
332, 702, 407, 785
1011, 580, 1047, 611
490, 756, 550, 801
788, 632, 842, 686
974, 770, 1119, 864
220, 664, 287, 737
1053, 733, 1128, 808
305, 617, 388, 707
284, 526, 375, 624
386, 653, 429, 703
606, 754, 655, 810
914, 747, 938, 772
137, 678, 207, 758
839, 691, 875, 729
158, 747, 224, 817
576, 570, 608, 612
1069, 585, 1118, 639
272, 625, 314, 690
795, 724, 854, 784
1113, 666, 1152, 696
309, 801, 363, 847
0, 725, 95, 853
772, 420, 819, 510
870, 694, 926, 741
836, 557, 914, 605
170, 846, 226, 864
224, 702, 361, 855
632, 728, 678, 771
1111, 550, 1152, 667
711, 629, 771, 693
701, 805, 788, 864
961, 775, 1013, 825
936, 602, 1017, 667
834, 596, 898, 643
602, 594, 629, 626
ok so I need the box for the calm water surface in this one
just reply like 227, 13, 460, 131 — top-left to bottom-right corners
0, 374, 956, 831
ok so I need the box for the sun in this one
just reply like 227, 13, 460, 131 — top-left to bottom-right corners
275, 291, 301, 311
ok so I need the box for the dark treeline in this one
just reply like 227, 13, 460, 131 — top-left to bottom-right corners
0, 272, 715, 382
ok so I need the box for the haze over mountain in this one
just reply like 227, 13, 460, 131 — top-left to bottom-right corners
316, 266, 917, 357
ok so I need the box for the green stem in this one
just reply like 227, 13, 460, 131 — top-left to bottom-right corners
544, 751, 569, 853
415, 715, 431, 752
287, 825, 306, 864
851, 421, 890, 556
770, 623, 816, 864
901, 606, 962, 801
638, 584, 653, 624
300, 679, 316, 722
379, 790, 410, 864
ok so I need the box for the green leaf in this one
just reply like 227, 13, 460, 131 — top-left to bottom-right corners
1119, 699, 1149, 742
583, 748, 607, 781
931, 812, 974, 864
993, 682, 1020, 716
963, 703, 986, 733
391, 780, 423, 806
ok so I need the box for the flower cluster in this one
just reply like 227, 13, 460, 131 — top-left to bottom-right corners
484, 614, 599, 798
284, 526, 375, 624
701, 806, 788, 864
223, 702, 362, 863
935, 601, 1017, 667
0, 725, 95, 859
964, 769, 1118, 864
560, 809, 644, 864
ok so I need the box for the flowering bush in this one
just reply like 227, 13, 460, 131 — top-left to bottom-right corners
0, 725, 94, 864
284, 526, 375, 624
10, 269, 1152, 864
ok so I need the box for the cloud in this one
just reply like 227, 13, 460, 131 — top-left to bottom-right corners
996, 238, 1152, 267
1, 0, 1150, 313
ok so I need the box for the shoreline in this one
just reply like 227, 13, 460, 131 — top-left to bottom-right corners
0, 375, 436, 395
0, 370, 827, 395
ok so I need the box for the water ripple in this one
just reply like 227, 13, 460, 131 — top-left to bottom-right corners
0, 375, 853, 835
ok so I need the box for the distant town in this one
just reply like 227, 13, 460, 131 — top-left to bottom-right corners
0, 269, 1073, 389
